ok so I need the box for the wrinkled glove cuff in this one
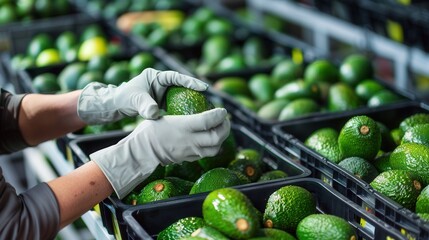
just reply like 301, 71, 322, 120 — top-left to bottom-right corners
77, 82, 125, 124
90, 143, 160, 199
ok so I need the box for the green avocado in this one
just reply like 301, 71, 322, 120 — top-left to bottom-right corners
372, 152, 392, 173
165, 161, 203, 182
296, 214, 356, 240
328, 82, 362, 112
58, 62, 87, 91
202, 35, 231, 65
166, 86, 214, 115
189, 168, 243, 194
137, 179, 180, 204
257, 170, 288, 182
278, 98, 319, 121
213, 77, 251, 97
339, 54, 373, 87
228, 158, 262, 182
399, 113, 429, 133
338, 115, 381, 161
164, 177, 194, 196
190, 226, 229, 240
263, 185, 316, 233
304, 59, 339, 84
389, 143, 429, 186
249, 74, 275, 103
370, 170, 422, 211
367, 89, 402, 107
338, 157, 379, 182
401, 123, 429, 147
257, 99, 290, 121
158, 217, 206, 240
274, 79, 320, 101
305, 127, 343, 163
203, 188, 260, 239
271, 59, 303, 89
256, 228, 296, 240
416, 185, 429, 214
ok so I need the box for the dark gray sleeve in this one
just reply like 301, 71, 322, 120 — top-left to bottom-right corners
0, 167, 60, 240
0, 89, 29, 154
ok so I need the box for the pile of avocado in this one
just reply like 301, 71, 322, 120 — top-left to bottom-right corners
193, 35, 283, 77
156, 186, 356, 240
0, 0, 70, 25
130, 7, 284, 76
32, 52, 159, 93
11, 24, 123, 71
130, 7, 233, 48
123, 87, 290, 205
304, 113, 429, 217
213, 54, 404, 121
123, 148, 289, 205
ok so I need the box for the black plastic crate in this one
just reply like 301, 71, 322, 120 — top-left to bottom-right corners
361, 0, 429, 53
272, 101, 429, 240
1, 13, 137, 94
360, 0, 413, 45
313, 0, 362, 25
412, 12, 429, 53
68, 124, 312, 239
290, 0, 317, 9
365, 0, 429, 10
123, 178, 406, 240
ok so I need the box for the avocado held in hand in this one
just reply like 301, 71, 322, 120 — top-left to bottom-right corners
165, 86, 214, 115
165, 86, 237, 171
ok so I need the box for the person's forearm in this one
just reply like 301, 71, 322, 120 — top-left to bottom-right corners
19, 91, 86, 146
47, 161, 113, 228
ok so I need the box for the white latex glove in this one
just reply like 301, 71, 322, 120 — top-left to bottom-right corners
89, 108, 230, 199
77, 68, 208, 124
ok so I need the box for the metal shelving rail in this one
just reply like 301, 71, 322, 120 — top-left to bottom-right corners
22, 141, 115, 240
247, 0, 429, 91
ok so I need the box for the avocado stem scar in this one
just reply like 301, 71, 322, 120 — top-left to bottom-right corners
360, 125, 370, 135
414, 180, 422, 191
236, 218, 249, 232
154, 183, 165, 192
246, 166, 255, 177
264, 219, 273, 228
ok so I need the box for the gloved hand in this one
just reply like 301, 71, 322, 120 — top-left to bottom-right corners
77, 68, 208, 124
89, 108, 230, 199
